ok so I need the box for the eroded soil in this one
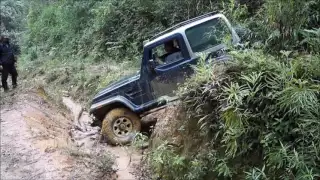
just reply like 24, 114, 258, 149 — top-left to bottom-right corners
0, 91, 141, 180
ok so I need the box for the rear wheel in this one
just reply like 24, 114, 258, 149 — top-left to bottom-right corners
101, 108, 141, 145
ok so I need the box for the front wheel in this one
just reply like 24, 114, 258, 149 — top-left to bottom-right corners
101, 108, 141, 145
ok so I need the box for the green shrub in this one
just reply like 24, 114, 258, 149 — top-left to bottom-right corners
149, 50, 320, 180
245, 0, 320, 52
148, 142, 188, 180
0, 0, 26, 53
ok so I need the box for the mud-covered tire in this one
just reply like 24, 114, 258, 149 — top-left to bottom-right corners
101, 108, 141, 145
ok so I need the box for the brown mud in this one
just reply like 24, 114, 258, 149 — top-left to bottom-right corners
0, 91, 141, 180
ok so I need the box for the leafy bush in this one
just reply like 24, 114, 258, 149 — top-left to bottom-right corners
0, 0, 25, 53
149, 50, 320, 180
245, 0, 320, 52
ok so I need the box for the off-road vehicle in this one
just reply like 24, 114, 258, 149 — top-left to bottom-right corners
89, 12, 240, 145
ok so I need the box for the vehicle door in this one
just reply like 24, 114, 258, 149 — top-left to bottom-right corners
146, 34, 196, 100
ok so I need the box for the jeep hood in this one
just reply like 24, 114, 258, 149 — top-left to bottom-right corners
96, 73, 140, 97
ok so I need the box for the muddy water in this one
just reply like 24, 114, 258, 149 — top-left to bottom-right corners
1, 93, 141, 180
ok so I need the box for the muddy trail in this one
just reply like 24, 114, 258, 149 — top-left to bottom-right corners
0, 90, 143, 180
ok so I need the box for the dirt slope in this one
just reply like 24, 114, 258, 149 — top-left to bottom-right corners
0, 91, 141, 180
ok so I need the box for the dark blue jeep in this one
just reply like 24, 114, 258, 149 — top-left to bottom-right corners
89, 12, 240, 145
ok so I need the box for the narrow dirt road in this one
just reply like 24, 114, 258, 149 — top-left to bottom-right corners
1, 93, 75, 179
0, 91, 141, 180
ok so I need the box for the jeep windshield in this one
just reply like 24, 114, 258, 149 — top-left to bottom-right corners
185, 17, 232, 53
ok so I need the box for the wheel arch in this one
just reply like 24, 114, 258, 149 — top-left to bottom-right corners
90, 97, 137, 125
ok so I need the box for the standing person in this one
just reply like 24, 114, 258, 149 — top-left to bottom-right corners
0, 36, 18, 92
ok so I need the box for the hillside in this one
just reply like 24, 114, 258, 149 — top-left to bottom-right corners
1, 0, 320, 179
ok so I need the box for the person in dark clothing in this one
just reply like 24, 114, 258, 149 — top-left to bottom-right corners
160, 41, 180, 60
0, 36, 18, 92
159, 40, 182, 64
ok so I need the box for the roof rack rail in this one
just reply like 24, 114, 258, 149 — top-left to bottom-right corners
150, 11, 218, 40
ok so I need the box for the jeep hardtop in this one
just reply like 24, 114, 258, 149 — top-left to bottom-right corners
89, 12, 240, 145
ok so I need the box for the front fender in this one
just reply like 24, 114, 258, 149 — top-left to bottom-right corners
89, 96, 136, 115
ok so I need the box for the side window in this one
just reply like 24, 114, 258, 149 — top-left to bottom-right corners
152, 39, 184, 66
186, 18, 232, 53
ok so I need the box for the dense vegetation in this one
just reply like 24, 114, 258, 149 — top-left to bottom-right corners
2, 0, 319, 60
147, 51, 320, 180
0, 0, 25, 53
2, 0, 319, 102
144, 0, 320, 179
1, 0, 320, 179
1, 0, 249, 103
20, 0, 248, 61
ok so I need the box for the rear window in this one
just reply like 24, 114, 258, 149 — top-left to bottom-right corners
185, 18, 231, 53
